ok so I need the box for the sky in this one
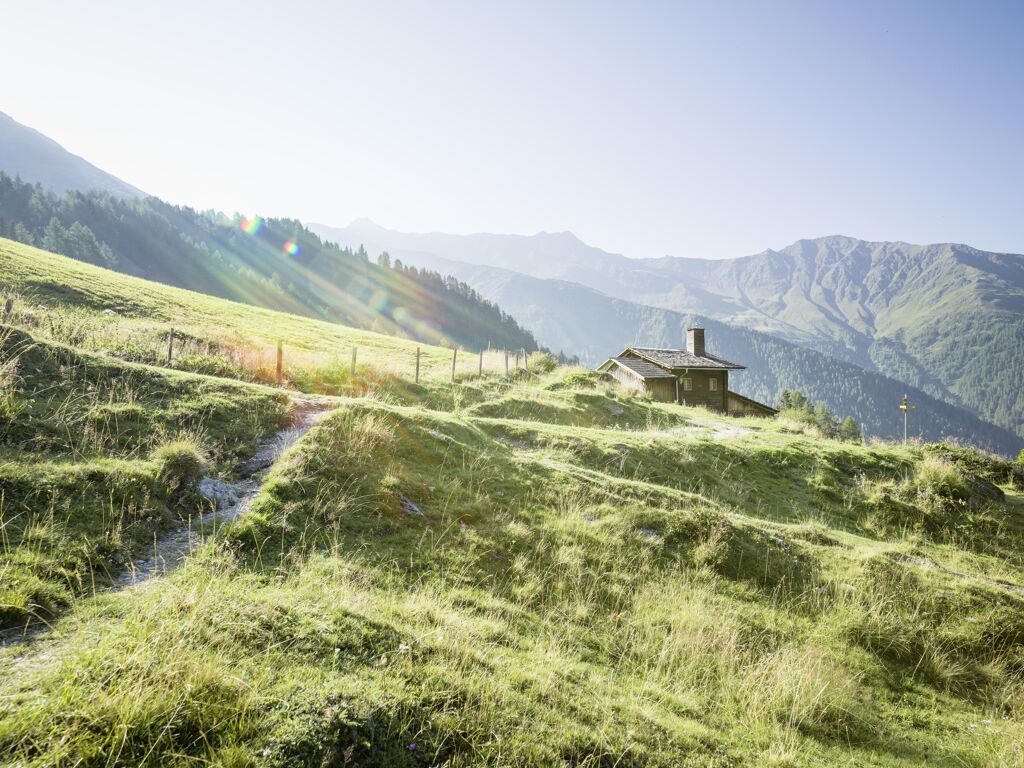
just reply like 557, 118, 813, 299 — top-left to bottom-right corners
3, 1, 1023, 259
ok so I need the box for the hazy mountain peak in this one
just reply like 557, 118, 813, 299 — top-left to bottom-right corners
0, 111, 144, 198
345, 217, 383, 231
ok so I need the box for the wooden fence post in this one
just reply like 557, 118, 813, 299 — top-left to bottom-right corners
351, 346, 357, 377
415, 347, 421, 384
451, 347, 458, 383
167, 328, 174, 366
504, 350, 509, 375
523, 348, 528, 371
276, 340, 283, 385
478, 349, 483, 377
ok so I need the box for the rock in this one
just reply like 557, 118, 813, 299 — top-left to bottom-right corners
638, 528, 662, 541
197, 477, 243, 510
234, 454, 274, 477
402, 497, 424, 517
102, 308, 118, 316
966, 473, 1003, 509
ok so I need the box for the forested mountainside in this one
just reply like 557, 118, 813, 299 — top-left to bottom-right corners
345, 254, 1023, 456
0, 111, 144, 198
0, 172, 538, 352
311, 223, 1024, 442
635, 237, 1024, 440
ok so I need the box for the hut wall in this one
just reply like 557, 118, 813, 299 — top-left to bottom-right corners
645, 378, 677, 402
676, 370, 728, 410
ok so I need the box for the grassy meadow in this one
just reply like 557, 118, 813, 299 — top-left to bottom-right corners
1, 241, 1024, 766
0, 237, 535, 385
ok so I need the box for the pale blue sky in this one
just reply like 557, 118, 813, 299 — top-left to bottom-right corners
3, 1, 1022, 258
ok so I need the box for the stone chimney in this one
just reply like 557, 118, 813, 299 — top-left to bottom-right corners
687, 327, 705, 357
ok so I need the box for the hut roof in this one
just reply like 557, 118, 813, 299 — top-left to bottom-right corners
628, 347, 745, 371
600, 356, 677, 380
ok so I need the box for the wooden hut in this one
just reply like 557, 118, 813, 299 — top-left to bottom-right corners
597, 328, 777, 416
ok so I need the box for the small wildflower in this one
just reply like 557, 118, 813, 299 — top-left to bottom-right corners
408, 742, 416, 750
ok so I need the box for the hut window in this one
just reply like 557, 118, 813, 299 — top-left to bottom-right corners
709, 378, 718, 391
681, 378, 693, 391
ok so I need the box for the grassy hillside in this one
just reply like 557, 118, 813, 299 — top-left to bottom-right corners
0, 237, 534, 383
2, 375, 1024, 764
3, 251, 1024, 766
0, 325, 291, 628
0, 172, 539, 353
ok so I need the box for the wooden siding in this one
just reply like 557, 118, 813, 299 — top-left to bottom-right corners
726, 391, 777, 417
677, 370, 728, 411
607, 364, 645, 391
646, 378, 677, 402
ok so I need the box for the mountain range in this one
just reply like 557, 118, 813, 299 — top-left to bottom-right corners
310, 220, 1024, 444
0, 110, 1020, 454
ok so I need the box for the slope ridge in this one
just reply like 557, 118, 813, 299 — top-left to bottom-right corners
0, 111, 144, 197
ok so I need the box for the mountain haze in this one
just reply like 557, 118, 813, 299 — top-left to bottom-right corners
329, 250, 1023, 454
311, 222, 1024, 441
0, 111, 144, 198
0, 172, 539, 353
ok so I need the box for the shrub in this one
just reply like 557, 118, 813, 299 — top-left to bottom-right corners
913, 455, 970, 500
528, 351, 558, 373
154, 438, 207, 496
561, 370, 611, 389
926, 442, 1024, 491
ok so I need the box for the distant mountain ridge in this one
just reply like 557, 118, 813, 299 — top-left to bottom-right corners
310, 246, 1021, 454
310, 222, 1024, 442
0, 111, 144, 198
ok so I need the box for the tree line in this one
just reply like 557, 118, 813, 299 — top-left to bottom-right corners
776, 390, 861, 442
0, 172, 541, 353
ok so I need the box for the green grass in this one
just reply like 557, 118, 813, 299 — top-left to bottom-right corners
2, 241, 1024, 766
3, 382, 1023, 766
0, 325, 290, 627
0, 237, 532, 384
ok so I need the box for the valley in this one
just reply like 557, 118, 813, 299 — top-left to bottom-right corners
311, 223, 1024, 444
3, 6, 1023, 765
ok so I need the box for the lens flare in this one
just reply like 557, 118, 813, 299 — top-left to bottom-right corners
368, 288, 389, 312
240, 215, 262, 235
283, 239, 300, 256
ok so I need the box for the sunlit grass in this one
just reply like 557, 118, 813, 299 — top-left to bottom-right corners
2, 237, 1024, 766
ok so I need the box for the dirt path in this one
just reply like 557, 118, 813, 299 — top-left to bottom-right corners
0, 398, 334, 652
648, 421, 754, 440
115, 398, 333, 587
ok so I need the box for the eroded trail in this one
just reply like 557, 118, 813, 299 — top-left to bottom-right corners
0, 399, 333, 652
116, 399, 332, 587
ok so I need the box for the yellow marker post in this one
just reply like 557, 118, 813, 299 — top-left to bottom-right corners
899, 394, 916, 444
